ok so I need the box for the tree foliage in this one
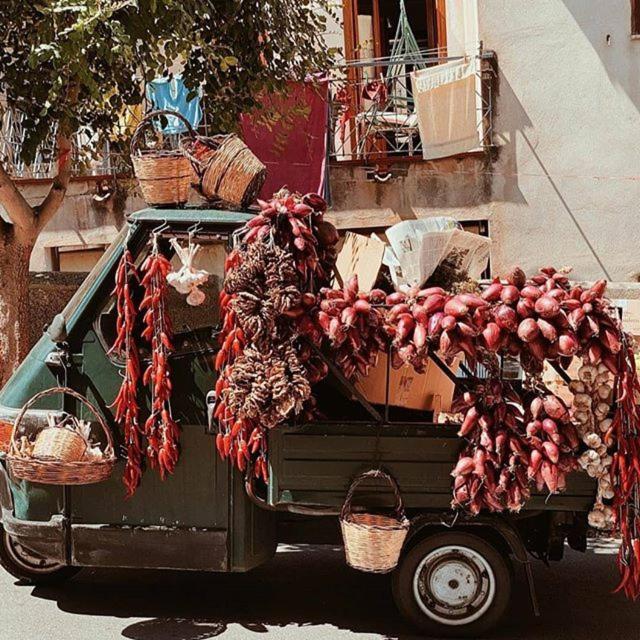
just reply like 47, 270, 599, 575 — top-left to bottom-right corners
0, 0, 335, 161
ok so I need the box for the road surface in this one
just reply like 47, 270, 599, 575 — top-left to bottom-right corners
1, 539, 635, 639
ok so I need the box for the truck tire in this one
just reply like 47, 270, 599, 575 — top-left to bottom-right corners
0, 526, 78, 585
392, 531, 512, 638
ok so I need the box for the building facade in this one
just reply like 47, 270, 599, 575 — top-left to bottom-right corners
2, 0, 640, 286
326, 0, 640, 283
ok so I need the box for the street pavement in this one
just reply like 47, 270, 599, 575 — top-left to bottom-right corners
1, 539, 637, 640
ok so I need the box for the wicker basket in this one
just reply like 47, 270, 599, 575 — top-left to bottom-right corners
7, 387, 116, 486
131, 109, 195, 206
183, 134, 266, 208
32, 426, 86, 462
340, 469, 410, 574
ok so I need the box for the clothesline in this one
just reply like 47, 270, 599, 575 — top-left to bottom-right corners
333, 48, 489, 70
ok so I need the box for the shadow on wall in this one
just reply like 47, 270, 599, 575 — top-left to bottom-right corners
495, 68, 613, 280
561, 0, 640, 108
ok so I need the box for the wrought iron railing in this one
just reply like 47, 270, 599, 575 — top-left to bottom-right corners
0, 106, 131, 180
328, 51, 495, 163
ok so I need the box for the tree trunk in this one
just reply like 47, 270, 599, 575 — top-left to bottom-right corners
0, 230, 33, 387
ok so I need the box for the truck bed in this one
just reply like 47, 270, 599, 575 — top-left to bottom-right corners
267, 422, 597, 512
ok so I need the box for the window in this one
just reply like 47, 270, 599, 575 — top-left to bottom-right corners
96, 236, 227, 360
51, 245, 108, 272
343, 0, 447, 63
633, 0, 640, 36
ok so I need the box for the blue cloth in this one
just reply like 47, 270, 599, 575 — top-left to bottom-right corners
146, 76, 203, 134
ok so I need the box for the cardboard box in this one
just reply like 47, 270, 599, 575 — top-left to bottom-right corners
335, 231, 386, 291
355, 352, 461, 412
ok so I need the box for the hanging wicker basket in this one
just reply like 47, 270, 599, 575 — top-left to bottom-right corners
183, 134, 266, 208
131, 109, 196, 206
7, 387, 116, 486
340, 469, 410, 574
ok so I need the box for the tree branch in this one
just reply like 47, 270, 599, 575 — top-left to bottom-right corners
0, 159, 35, 235
34, 131, 72, 233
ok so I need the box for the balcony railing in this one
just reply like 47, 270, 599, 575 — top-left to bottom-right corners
328, 51, 495, 163
0, 106, 132, 180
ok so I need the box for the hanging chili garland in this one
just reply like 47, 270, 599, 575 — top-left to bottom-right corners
610, 336, 640, 599
108, 248, 143, 497
140, 237, 179, 479
213, 190, 338, 482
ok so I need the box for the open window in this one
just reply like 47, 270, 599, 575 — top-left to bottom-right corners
344, 0, 447, 63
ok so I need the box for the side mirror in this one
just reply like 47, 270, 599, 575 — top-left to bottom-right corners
46, 314, 68, 344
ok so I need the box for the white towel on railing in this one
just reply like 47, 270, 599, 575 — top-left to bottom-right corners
411, 57, 481, 160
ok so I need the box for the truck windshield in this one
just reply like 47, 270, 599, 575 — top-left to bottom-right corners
61, 225, 128, 323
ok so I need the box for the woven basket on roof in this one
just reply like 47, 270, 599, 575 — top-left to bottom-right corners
183, 134, 266, 208
7, 387, 116, 486
131, 109, 196, 206
340, 469, 410, 574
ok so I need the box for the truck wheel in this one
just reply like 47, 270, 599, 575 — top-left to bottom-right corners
392, 531, 511, 638
0, 526, 78, 585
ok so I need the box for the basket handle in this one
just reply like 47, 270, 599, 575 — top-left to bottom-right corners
130, 109, 197, 156
180, 133, 234, 174
340, 469, 407, 522
10, 387, 114, 455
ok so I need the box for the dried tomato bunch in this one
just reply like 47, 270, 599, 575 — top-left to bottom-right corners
214, 240, 322, 480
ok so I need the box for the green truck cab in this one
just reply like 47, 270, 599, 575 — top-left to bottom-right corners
0, 208, 597, 637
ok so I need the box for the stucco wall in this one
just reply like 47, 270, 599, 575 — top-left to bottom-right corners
479, 0, 640, 282
329, 154, 495, 222
16, 178, 144, 271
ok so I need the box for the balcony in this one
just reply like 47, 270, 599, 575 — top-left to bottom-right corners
0, 106, 130, 181
328, 51, 495, 165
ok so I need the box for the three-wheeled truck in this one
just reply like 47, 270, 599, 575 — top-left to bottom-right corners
0, 208, 597, 637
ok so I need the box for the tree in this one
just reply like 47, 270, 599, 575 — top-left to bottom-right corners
0, 0, 334, 384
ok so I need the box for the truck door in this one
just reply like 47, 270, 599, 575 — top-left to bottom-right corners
66, 233, 229, 568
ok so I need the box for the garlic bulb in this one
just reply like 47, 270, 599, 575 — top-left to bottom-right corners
569, 380, 586, 394
578, 364, 597, 385
166, 238, 209, 306
572, 363, 615, 529
583, 433, 601, 449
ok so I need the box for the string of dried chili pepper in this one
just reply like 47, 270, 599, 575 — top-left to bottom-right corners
108, 249, 143, 497
140, 236, 179, 480
610, 333, 640, 599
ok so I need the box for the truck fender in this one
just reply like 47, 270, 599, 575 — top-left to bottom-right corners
403, 512, 540, 617
0, 462, 13, 518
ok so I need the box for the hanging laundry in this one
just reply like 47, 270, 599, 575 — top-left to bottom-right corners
146, 76, 203, 134
411, 57, 481, 160
240, 77, 329, 199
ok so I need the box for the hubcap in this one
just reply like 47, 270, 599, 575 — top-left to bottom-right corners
3, 531, 65, 574
413, 545, 495, 626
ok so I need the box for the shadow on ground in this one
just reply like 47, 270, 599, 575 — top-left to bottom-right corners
25, 542, 639, 640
